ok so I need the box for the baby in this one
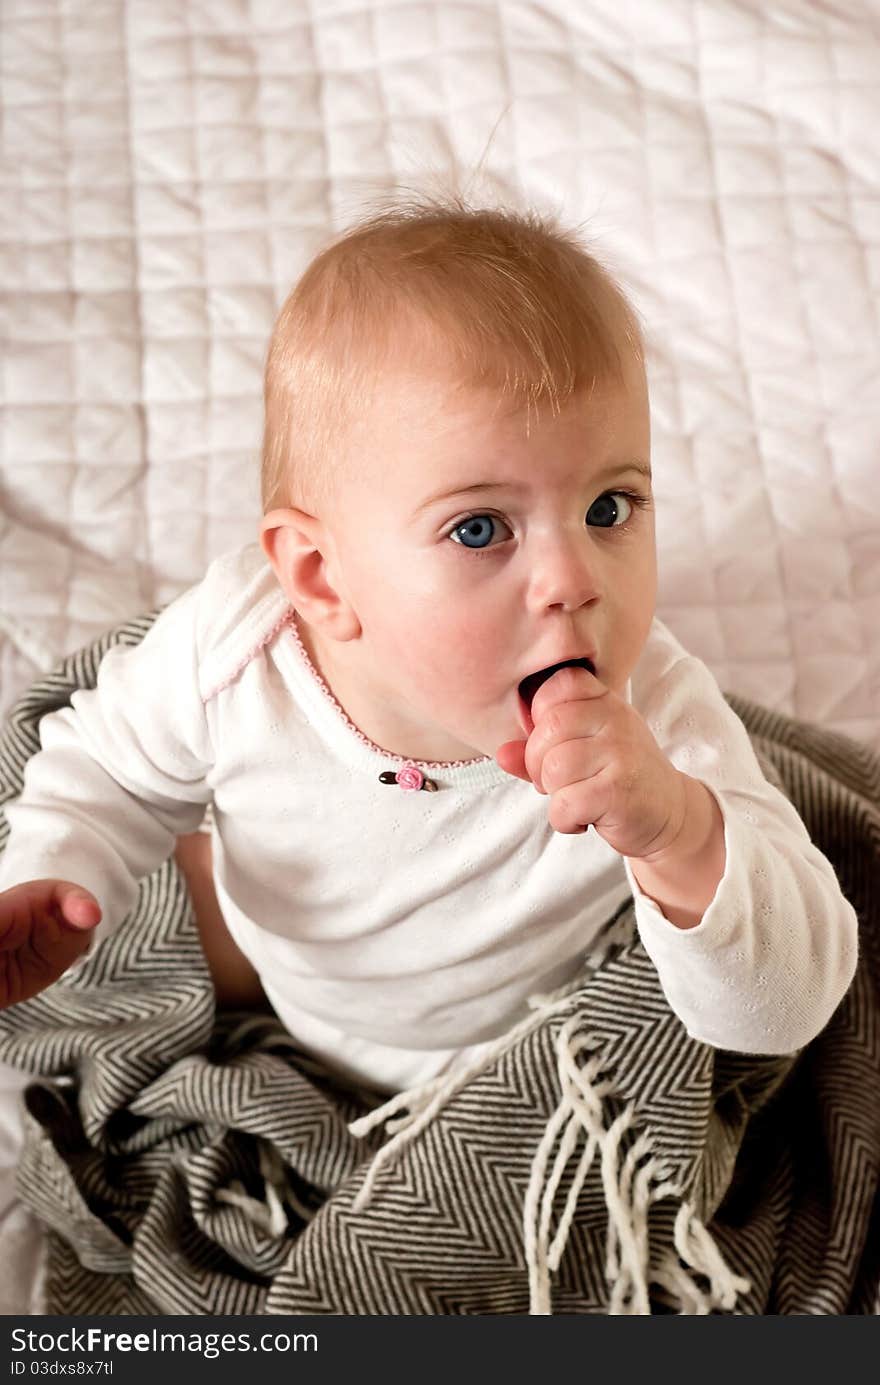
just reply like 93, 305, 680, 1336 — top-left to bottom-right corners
0, 194, 858, 1094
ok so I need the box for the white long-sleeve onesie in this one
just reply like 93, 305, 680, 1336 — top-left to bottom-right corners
0, 543, 858, 1092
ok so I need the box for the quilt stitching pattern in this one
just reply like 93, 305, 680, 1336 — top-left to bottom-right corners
2, 0, 879, 748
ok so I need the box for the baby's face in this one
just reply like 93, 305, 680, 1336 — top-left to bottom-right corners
313, 352, 656, 763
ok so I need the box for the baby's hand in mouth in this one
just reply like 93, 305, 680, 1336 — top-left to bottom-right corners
495, 662, 689, 859
516, 657, 595, 734
496, 660, 597, 783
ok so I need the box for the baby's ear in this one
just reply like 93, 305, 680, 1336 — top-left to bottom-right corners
259, 509, 360, 640
260, 507, 316, 573
260, 506, 325, 603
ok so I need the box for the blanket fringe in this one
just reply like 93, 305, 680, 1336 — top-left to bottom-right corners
347, 904, 637, 1213
349, 1002, 752, 1315
215, 1143, 309, 1236
347, 907, 749, 1315
525, 1014, 752, 1315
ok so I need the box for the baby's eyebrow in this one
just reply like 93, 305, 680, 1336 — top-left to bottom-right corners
412, 480, 526, 517
592, 459, 653, 485
413, 460, 651, 517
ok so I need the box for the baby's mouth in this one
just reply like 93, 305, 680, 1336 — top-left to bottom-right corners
517, 658, 596, 724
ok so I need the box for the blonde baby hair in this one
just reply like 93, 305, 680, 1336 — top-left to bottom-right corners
261, 186, 644, 515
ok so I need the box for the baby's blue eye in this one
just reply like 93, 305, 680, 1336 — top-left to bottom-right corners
449, 515, 501, 549
586, 492, 633, 528
449, 494, 637, 550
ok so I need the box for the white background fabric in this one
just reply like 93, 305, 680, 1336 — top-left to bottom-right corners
2, 0, 879, 1312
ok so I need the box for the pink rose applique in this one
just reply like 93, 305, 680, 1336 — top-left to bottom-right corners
395, 762, 425, 793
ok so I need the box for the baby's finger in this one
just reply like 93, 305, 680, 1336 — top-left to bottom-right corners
547, 773, 609, 836
494, 738, 533, 784
528, 663, 605, 728
53, 884, 102, 931
525, 702, 608, 793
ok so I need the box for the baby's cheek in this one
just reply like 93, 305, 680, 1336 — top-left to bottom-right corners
425, 624, 500, 691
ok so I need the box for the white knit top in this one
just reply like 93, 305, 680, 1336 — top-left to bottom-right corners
0, 543, 858, 1092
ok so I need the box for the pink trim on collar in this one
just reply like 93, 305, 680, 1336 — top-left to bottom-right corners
287, 610, 490, 771
201, 608, 296, 704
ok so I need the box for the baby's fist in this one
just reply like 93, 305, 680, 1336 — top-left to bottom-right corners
497, 664, 687, 859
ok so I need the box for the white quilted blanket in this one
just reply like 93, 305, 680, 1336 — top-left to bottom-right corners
1, 0, 879, 1313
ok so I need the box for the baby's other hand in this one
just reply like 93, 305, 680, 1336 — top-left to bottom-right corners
0, 879, 102, 1008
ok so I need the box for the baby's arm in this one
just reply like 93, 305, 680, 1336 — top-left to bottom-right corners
626, 631, 858, 1055
0, 582, 214, 981
174, 831, 265, 1010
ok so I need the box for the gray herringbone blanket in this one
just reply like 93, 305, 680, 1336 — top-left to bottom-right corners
0, 613, 878, 1315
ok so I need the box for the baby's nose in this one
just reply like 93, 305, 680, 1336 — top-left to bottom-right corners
526, 536, 601, 613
